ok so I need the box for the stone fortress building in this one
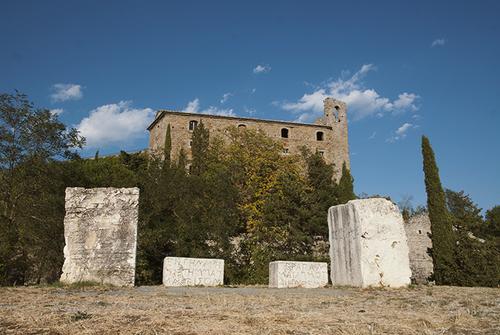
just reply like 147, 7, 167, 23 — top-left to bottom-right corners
146, 97, 434, 284
147, 97, 349, 180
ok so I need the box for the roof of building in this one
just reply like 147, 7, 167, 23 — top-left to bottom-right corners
147, 110, 332, 131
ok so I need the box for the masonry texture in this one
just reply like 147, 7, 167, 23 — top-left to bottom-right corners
163, 257, 224, 287
60, 187, 139, 286
148, 98, 349, 180
404, 212, 433, 284
328, 198, 412, 288
269, 261, 328, 288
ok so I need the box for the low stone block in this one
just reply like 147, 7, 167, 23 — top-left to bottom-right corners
328, 198, 412, 288
269, 261, 328, 288
163, 257, 224, 287
60, 187, 139, 287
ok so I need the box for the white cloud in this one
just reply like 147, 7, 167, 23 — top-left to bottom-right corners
253, 64, 271, 74
386, 122, 416, 142
431, 38, 446, 47
396, 122, 413, 136
76, 101, 154, 148
50, 83, 83, 102
220, 92, 232, 104
182, 98, 235, 117
368, 131, 376, 140
50, 108, 64, 116
280, 64, 419, 122
183, 99, 200, 113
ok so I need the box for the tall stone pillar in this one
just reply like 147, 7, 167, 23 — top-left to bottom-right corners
60, 187, 139, 286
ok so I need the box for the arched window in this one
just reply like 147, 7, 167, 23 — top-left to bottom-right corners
316, 131, 324, 141
281, 128, 289, 138
189, 120, 198, 131
334, 106, 340, 122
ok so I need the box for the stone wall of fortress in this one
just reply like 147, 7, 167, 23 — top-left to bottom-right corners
148, 98, 349, 180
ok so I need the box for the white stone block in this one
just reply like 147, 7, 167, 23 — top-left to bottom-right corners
60, 187, 139, 286
163, 257, 224, 287
269, 261, 328, 288
328, 198, 412, 288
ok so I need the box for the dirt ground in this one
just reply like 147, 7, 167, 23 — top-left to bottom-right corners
0, 285, 498, 335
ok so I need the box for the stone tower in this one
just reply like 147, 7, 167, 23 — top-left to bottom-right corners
321, 97, 350, 171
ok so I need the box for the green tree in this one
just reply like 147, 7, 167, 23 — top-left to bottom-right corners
337, 162, 356, 204
445, 189, 483, 235
484, 206, 500, 243
421, 135, 456, 285
190, 121, 210, 176
303, 150, 338, 237
0, 92, 84, 285
163, 124, 172, 167
445, 190, 499, 287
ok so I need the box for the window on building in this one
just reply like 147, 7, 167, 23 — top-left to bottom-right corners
316, 131, 324, 141
418, 230, 422, 234
281, 128, 289, 138
334, 106, 340, 122
318, 150, 325, 157
189, 120, 198, 131
282, 148, 289, 154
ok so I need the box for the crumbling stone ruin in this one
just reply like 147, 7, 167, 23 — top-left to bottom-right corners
404, 212, 433, 284
328, 198, 412, 288
148, 97, 349, 180
163, 257, 224, 287
269, 261, 328, 288
60, 187, 139, 286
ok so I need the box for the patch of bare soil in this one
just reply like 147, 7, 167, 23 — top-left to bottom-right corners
0, 285, 498, 334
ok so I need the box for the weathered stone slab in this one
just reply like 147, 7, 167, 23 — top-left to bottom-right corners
269, 261, 328, 288
328, 198, 412, 288
60, 187, 139, 286
404, 212, 433, 284
163, 257, 224, 287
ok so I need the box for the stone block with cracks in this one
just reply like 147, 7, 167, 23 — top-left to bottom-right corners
163, 257, 224, 287
328, 198, 412, 287
269, 261, 328, 288
60, 187, 139, 286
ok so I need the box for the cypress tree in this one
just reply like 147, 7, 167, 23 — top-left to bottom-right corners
163, 124, 172, 167
337, 162, 356, 204
421, 135, 456, 284
177, 148, 187, 171
304, 151, 338, 237
191, 121, 210, 176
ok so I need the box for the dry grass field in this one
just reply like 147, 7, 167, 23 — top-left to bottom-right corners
0, 285, 498, 334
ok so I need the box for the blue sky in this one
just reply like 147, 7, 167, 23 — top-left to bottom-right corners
1, 1, 499, 212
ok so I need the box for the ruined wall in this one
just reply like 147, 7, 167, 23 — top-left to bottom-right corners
163, 257, 224, 287
269, 261, 328, 288
147, 99, 349, 180
328, 198, 412, 288
60, 187, 139, 286
404, 213, 433, 284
